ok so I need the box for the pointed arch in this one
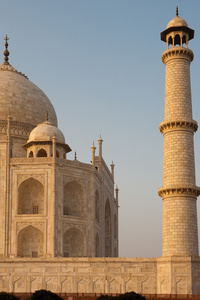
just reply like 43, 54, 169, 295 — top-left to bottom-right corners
95, 232, 100, 257
63, 180, 86, 217
63, 227, 84, 257
168, 36, 173, 48
37, 148, 47, 157
174, 34, 181, 46
105, 199, 111, 257
29, 151, 33, 158
17, 225, 43, 257
18, 178, 44, 214
95, 189, 100, 223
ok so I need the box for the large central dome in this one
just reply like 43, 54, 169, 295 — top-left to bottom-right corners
0, 61, 57, 127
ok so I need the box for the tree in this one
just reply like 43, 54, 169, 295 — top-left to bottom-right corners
25, 289, 63, 300
0, 292, 19, 300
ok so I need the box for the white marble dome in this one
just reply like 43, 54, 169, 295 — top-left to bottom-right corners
0, 62, 57, 126
28, 120, 65, 144
167, 16, 188, 29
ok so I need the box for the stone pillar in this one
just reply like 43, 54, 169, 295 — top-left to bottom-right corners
110, 161, 115, 178
91, 141, 96, 166
159, 13, 200, 256
98, 135, 103, 173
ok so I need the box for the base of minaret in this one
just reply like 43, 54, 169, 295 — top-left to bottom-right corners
157, 256, 200, 294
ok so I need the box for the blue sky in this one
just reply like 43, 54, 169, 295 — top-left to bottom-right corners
1, 0, 200, 257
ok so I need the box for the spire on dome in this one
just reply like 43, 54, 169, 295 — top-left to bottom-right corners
3, 35, 10, 64
176, 6, 179, 17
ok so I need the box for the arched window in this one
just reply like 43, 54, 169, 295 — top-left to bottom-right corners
174, 34, 181, 46
63, 181, 85, 217
56, 150, 60, 158
168, 36, 173, 48
29, 151, 33, 158
105, 199, 111, 257
17, 225, 43, 257
63, 227, 84, 257
37, 149, 47, 157
18, 178, 44, 214
95, 190, 100, 223
95, 232, 100, 257
182, 35, 187, 47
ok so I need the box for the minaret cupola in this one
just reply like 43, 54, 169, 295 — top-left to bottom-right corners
161, 7, 194, 49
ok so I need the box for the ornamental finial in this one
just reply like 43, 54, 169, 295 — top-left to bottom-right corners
3, 35, 10, 63
176, 6, 179, 17
75, 151, 77, 160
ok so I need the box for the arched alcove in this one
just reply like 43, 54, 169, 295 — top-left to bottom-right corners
168, 36, 173, 48
95, 190, 100, 223
95, 232, 100, 257
63, 181, 85, 217
182, 35, 187, 47
29, 151, 33, 158
37, 148, 47, 157
174, 34, 181, 46
17, 225, 43, 257
63, 227, 84, 257
56, 150, 60, 157
18, 178, 44, 214
105, 199, 111, 257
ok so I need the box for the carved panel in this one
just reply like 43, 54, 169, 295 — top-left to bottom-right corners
17, 222, 45, 234
17, 174, 45, 186
63, 175, 87, 187
62, 223, 86, 235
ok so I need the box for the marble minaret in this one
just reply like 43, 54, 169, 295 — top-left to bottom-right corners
159, 8, 200, 257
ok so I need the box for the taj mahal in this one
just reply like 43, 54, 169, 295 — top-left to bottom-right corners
0, 8, 200, 295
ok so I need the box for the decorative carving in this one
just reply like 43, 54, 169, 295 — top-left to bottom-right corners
16, 222, 45, 234
63, 176, 87, 187
158, 186, 200, 197
162, 48, 194, 63
17, 174, 45, 186
11, 157, 52, 164
62, 223, 86, 235
159, 120, 198, 133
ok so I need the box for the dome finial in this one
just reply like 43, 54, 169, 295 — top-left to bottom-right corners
75, 151, 77, 160
3, 35, 10, 64
176, 6, 179, 17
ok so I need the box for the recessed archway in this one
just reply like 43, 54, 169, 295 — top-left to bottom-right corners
17, 225, 43, 257
63, 227, 84, 257
18, 178, 44, 214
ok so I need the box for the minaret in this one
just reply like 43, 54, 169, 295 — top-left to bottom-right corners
159, 8, 200, 256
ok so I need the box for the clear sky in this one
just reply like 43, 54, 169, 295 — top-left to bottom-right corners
1, 0, 200, 257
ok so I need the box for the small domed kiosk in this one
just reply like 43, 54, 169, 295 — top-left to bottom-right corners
23, 114, 71, 158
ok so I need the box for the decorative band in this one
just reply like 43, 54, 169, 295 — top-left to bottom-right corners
158, 186, 200, 197
162, 48, 194, 63
159, 120, 198, 133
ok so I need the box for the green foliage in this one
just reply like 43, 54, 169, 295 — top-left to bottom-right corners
26, 289, 63, 300
0, 291, 19, 300
97, 292, 146, 300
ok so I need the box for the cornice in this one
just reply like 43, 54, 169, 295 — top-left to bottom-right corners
158, 186, 200, 198
159, 119, 198, 134
162, 47, 193, 63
